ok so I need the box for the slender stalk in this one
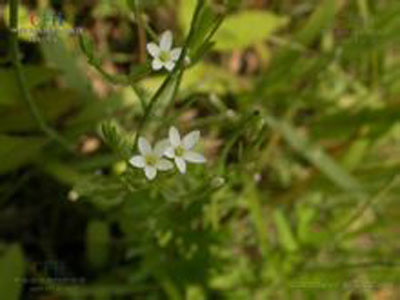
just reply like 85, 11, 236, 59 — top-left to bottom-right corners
133, 0, 147, 63
143, 22, 159, 42
357, 0, 370, 24
337, 175, 400, 238
248, 188, 270, 257
132, 0, 205, 149
9, 0, 74, 153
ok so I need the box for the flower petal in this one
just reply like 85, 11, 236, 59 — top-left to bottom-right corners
171, 48, 182, 60
146, 42, 160, 57
154, 139, 170, 156
144, 166, 157, 180
129, 155, 145, 168
184, 151, 206, 164
160, 30, 173, 51
138, 137, 152, 155
156, 159, 174, 171
169, 126, 181, 147
164, 146, 175, 159
152, 58, 163, 71
164, 61, 175, 71
175, 157, 186, 174
183, 130, 200, 150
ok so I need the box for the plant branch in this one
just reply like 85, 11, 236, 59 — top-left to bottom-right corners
9, 0, 74, 153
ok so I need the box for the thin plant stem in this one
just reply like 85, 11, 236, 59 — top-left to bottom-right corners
133, 0, 147, 63
132, 0, 205, 149
337, 175, 400, 239
143, 22, 159, 42
9, 0, 74, 153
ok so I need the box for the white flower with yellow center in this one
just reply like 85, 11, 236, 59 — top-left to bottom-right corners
129, 137, 173, 180
165, 127, 206, 174
147, 30, 182, 72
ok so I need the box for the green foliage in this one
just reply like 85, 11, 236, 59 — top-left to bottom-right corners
273, 209, 299, 252
0, 89, 80, 132
100, 120, 134, 159
87, 221, 110, 270
0, 245, 25, 300
214, 11, 288, 51
295, 0, 339, 45
0, 135, 47, 174
0, 66, 58, 106
264, 115, 364, 195
2, 0, 400, 299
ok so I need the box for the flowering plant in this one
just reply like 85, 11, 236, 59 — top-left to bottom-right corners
4, 0, 399, 299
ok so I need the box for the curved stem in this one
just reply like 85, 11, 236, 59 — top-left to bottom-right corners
9, 0, 74, 153
337, 175, 400, 238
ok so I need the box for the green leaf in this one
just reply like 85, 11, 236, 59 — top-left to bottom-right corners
66, 93, 126, 135
295, 0, 338, 45
179, 0, 197, 35
0, 89, 80, 133
214, 11, 288, 51
93, 0, 131, 18
296, 202, 317, 244
0, 135, 47, 174
341, 139, 371, 171
41, 37, 95, 102
153, 71, 183, 117
273, 209, 299, 252
181, 62, 251, 94
100, 120, 134, 159
246, 184, 269, 256
139, 69, 184, 132
0, 66, 59, 106
73, 174, 129, 209
179, 0, 230, 52
87, 221, 110, 270
264, 115, 365, 197
79, 32, 96, 63
224, 0, 242, 11
0, 244, 25, 300
40, 160, 89, 186
129, 64, 152, 82
312, 109, 400, 140
179, 0, 223, 61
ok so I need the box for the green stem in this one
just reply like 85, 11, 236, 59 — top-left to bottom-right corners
9, 0, 74, 153
87, 57, 148, 112
131, 0, 158, 42
143, 22, 159, 42
337, 175, 400, 239
133, 0, 205, 148
218, 112, 260, 174
357, 0, 370, 23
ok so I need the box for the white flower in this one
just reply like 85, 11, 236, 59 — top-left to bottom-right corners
165, 127, 206, 174
129, 137, 173, 180
147, 30, 182, 72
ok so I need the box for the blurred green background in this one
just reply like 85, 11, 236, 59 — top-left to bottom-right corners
1, 0, 400, 299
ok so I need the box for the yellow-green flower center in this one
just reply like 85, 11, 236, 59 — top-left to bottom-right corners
174, 146, 185, 157
145, 154, 158, 166
159, 51, 171, 63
